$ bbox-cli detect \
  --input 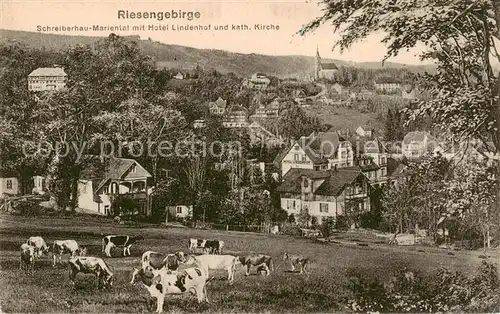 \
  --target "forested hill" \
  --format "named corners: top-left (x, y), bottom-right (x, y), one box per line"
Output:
top-left (0, 29), bottom-right (435, 78)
